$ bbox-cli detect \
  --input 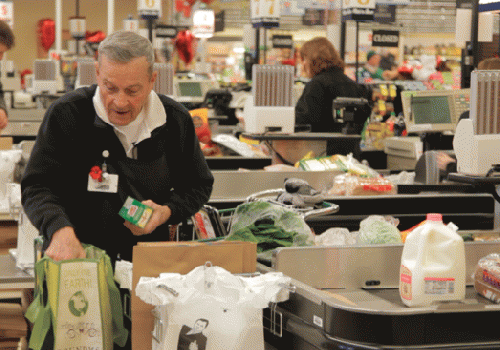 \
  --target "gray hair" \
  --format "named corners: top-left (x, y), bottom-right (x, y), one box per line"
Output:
top-left (97, 31), bottom-right (154, 76)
